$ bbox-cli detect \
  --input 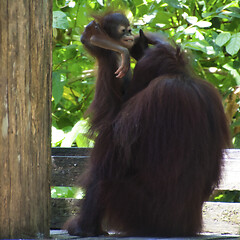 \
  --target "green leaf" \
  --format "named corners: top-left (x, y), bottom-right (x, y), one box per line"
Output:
top-left (152, 10), bottom-right (173, 24)
top-left (63, 45), bottom-right (78, 59)
top-left (97, 0), bottom-right (104, 6)
top-left (76, 134), bottom-right (94, 148)
top-left (216, 3), bottom-right (236, 13)
top-left (51, 187), bottom-right (80, 198)
top-left (62, 86), bottom-right (80, 104)
top-left (154, 11), bottom-right (172, 25)
top-left (52, 126), bottom-right (65, 147)
top-left (223, 63), bottom-right (240, 85)
top-left (216, 32), bottom-right (231, 47)
top-left (53, 11), bottom-right (69, 29)
top-left (233, 61), bottom-right (240, 69)
top-left (52, 72), bottom-right (67, 104)
top-left (133, 0), bottom-right (144, 6)
top-left (195, 21), bottom-right (212, 28)
top-left (195, 30), bottom-right (204, 40)
top-left (184, 41), bottom-right (215, 55)
top-left (186, 16), bottom-right (198, 25)
top-left (76, 6), bottom-right (88, 26)
top-left (228, 7), bottom-right (240, 14)
top-left (61, 120), bottom-right (90, 147)
top-left (184, 26), bottom-right (197, 35)
top-left (228, 12), bottom-right (240, 19)
top-left (165, 0), bottom-right (182, 9)
top-left (226, 33), bottom-right (240, 56)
